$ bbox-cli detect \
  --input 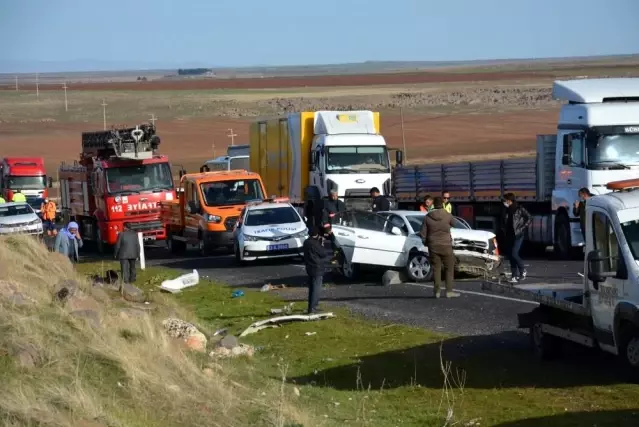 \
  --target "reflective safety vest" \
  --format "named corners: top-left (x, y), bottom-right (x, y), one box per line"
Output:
top-left (41, 201), bottom-right (57, 220)
top-left (443, 202), bottom-right (452, 214)
top-left (0, 196), bottom-right (5, 204)
top-left (11, 193), bottom-right (26, 202)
